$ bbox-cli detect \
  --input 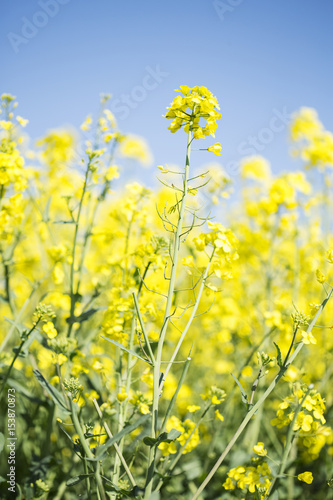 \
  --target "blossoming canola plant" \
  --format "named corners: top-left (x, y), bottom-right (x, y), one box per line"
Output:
top-left (0, 88), bottom-right (332, 500)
